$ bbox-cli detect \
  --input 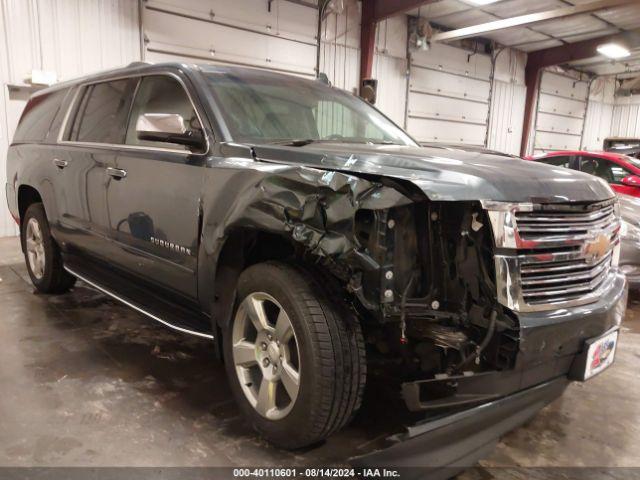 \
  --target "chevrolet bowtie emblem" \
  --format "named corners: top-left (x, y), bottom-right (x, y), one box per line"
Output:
top-left (584, 233), bottom-right (610, 263)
